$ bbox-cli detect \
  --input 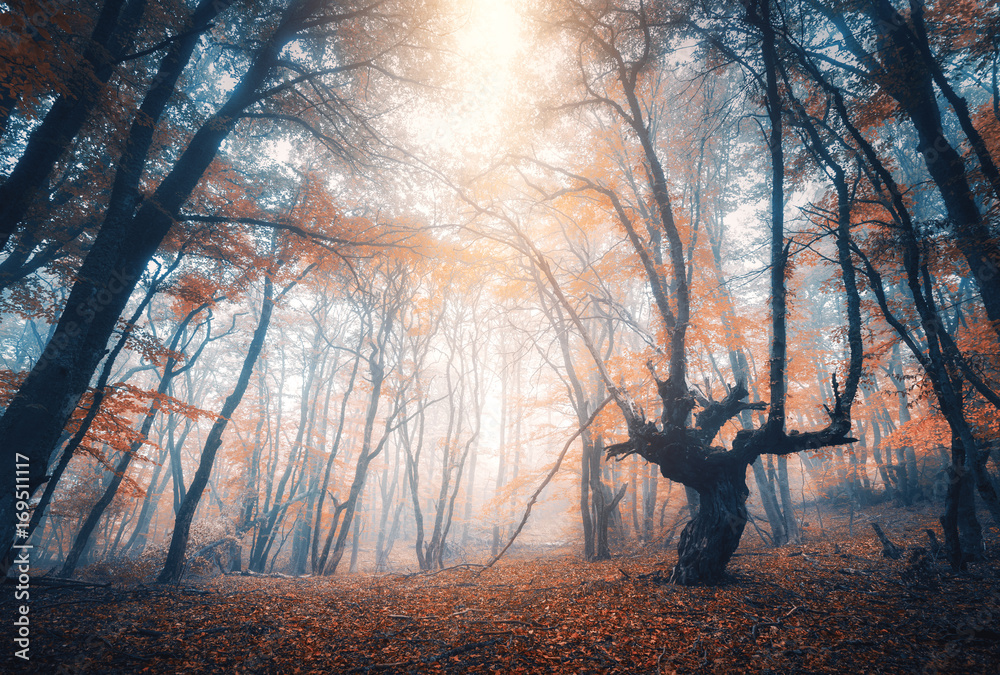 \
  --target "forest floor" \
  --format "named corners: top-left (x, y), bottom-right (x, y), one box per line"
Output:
top-left (4, 502), bottom-right (1000, 674)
